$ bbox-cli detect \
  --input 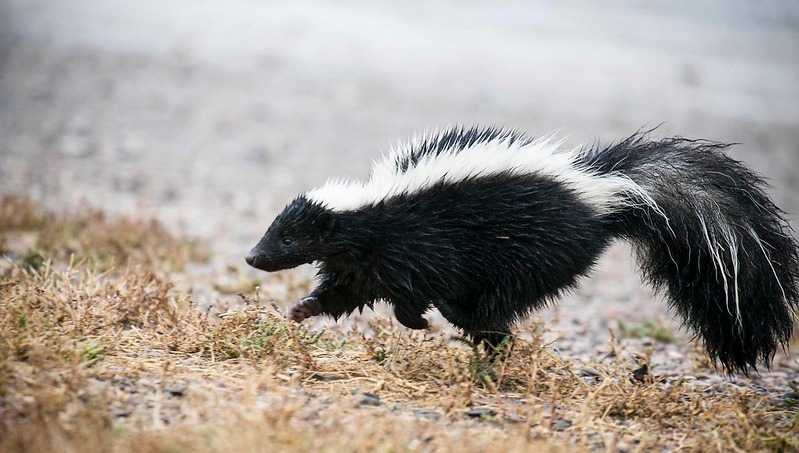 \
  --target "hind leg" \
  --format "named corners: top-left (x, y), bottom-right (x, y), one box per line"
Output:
top-left (469, 330), bottom-right (511, 354)
top-left (393, 302), bottom-right (430, 330)
top-left (435, 295), bottom-right (512, 355)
